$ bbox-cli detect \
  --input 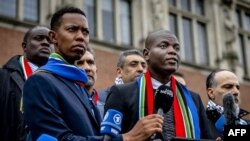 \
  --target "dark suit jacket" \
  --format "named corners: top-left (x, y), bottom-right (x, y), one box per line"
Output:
top-left (0, 55), bottom-right (26, 141)
top-left (23, 72), bottom-right (122, 141)
top-left (104, 81), bottom-right (213, 140)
